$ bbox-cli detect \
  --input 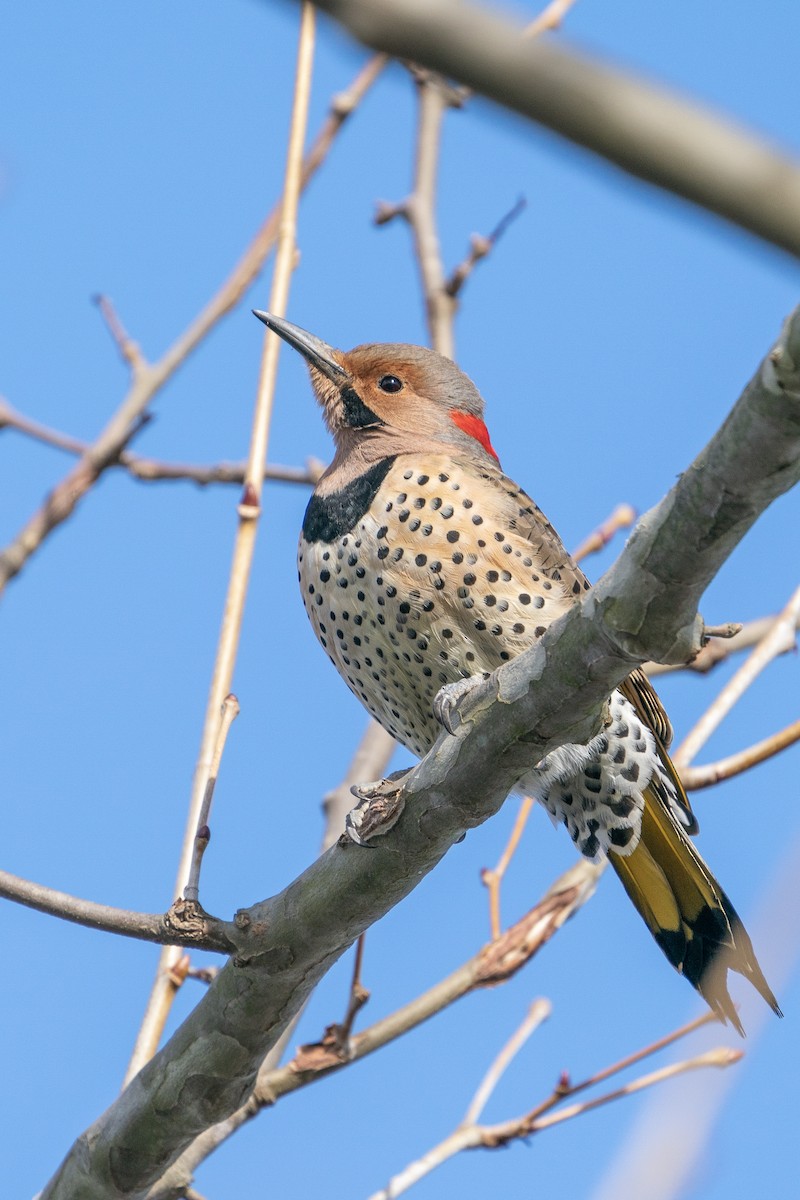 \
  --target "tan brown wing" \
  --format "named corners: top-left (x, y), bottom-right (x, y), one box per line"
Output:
top-left (473, 463), bottom-right (698, 832)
